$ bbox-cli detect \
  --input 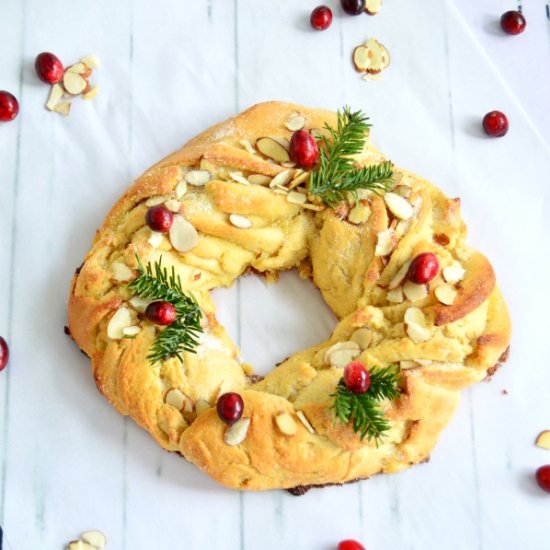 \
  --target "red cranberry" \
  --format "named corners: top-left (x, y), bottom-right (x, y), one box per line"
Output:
top-left (310, 6), bottom-right (333, 30)
top-left (338, 540), bottom-right (365, 550)
top-left (536, 465), bottom-right (550, 494)
top-left (0, 337), bottom-right (9, 372)
top-left (482, 111), bottom-right (509, 138)
top-left (341, 0), bottom-right (365, 15)
top-left (35, 52), bottom-right (64, 84)
top-left (408, 252), bottom-right (439, 284)
top-left (0, 91), bottom-right (19, 122)
top-left (145, 205), bottom-right (173, 233)
top-left (289, 130), bottom-right (319, 169)
top-left (217, 392), bottom-right (244, 425)
top-left (500, 10), bottom-right (526, 35)
top-left (145, 301), bottom-right (176, 325)
top-left (343, 362), bottom-right (371, 394)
